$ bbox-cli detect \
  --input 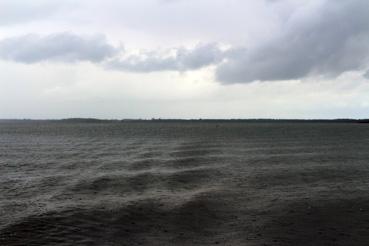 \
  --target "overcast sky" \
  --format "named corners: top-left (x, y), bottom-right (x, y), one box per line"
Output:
top-left (1, 0), bottom-right (369, 119)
